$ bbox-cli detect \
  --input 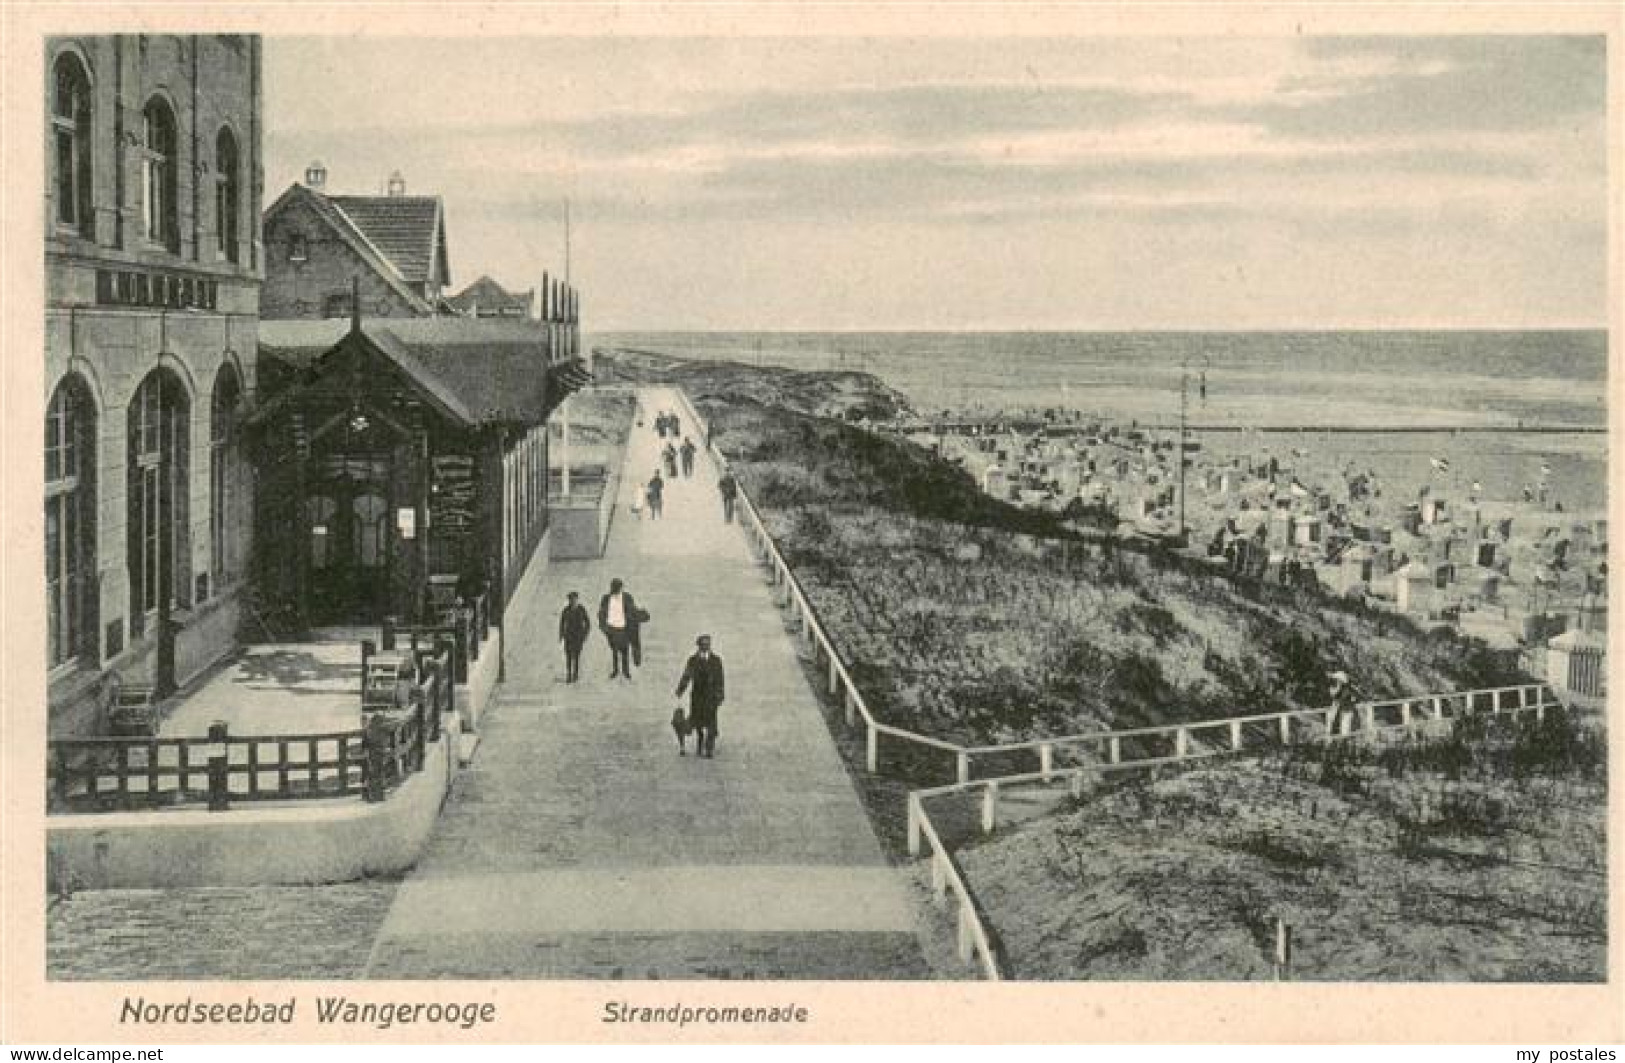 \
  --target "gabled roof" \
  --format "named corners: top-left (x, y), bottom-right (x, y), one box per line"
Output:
top-left (445, 275), bottom-right (533, 316)
top-left (327, 195), bottom-right (449, 287)
top-left (257, 317), bottom-right (554, 429)
top-left (265, 183), bottom-right (437, 315)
